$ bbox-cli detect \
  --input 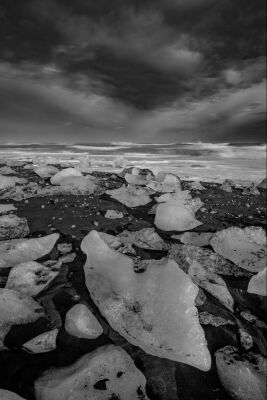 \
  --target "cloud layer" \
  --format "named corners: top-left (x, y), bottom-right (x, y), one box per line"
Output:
top-left (0, 0), bottom-right (265, 142)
